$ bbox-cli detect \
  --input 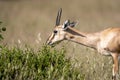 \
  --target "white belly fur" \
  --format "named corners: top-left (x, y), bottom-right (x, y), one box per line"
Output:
top-left (97, 48), bottom-right (111, 56)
